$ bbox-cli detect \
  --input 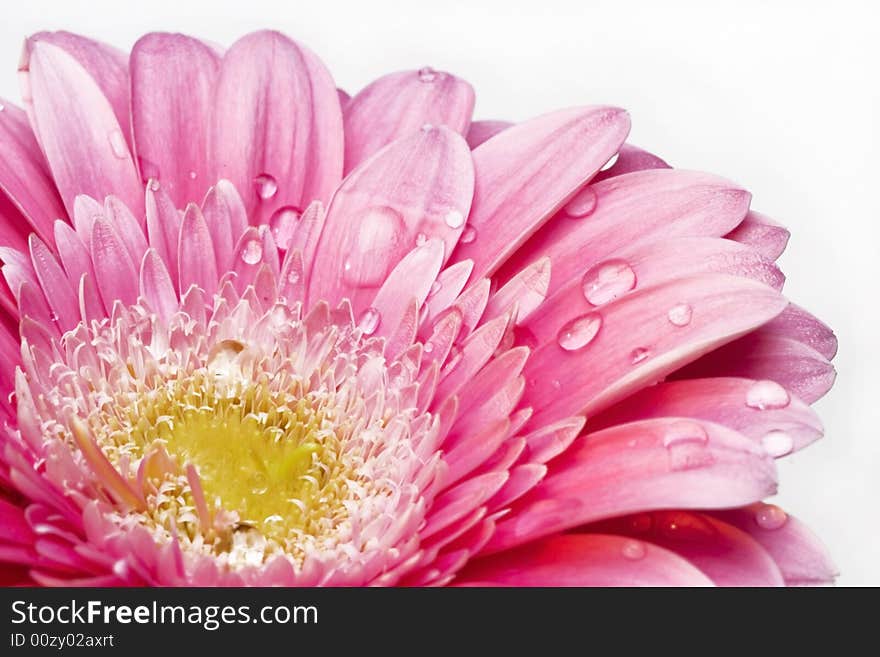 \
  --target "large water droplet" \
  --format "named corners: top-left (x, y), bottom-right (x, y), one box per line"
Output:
top-left (663, 420), bottom-right (713, 471)
top-left (254, 173), bottom-right (278, 200)
top-left (269, 206), bottom-right (301, 250)
top-left (755, 504), bottom-right (787, 530)
top-left (108, 130), bottom-right (128, 159)
top-left (444, 209), bottom-right (465, 229)
top-left (207, 339), bottom-right (246, 380)
top-left (630, 347), bottom-right (650, 364)
top-left (745, 380), bottom-right (791, 410)
top-left (761, 430), bottom-right (794, 458)
top-left (564, 186), bottom-right (598, 218)
top-left (582, 259), bottom-right (637, 305)
top-left (460, 226), bottom-right (477, 244)
top-left (557, 313), bottom-right (602, 351)
top-left (241, 239), bottom-right (263, 265)
top-left (667, 302), bottom-right (693, 327)
top-left (358, 307), bottom-right (381, 335)
top-left (418, 66), bottom-right (437, 82)
top-left (600, 152), bottom-right (619, 171)
top-left (621, 540), bottom-right (646, 560)
top-left (342, 206), bottom-right (406, 288)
